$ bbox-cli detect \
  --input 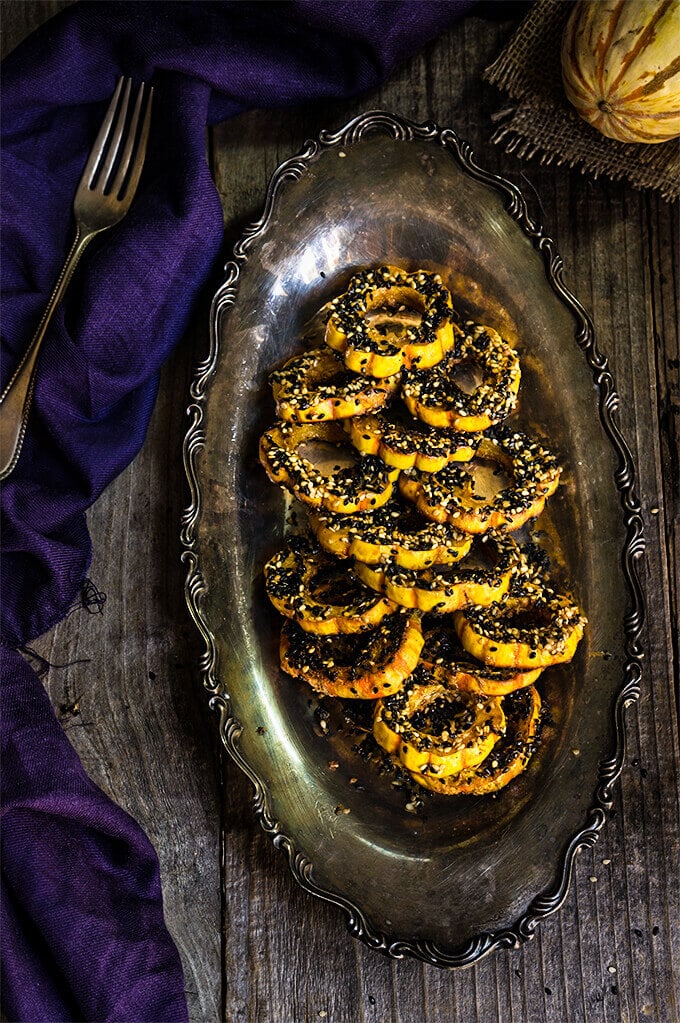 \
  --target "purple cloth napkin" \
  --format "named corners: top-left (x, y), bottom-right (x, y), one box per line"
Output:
top-left (1, 2), bottom-right (480, 1019)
